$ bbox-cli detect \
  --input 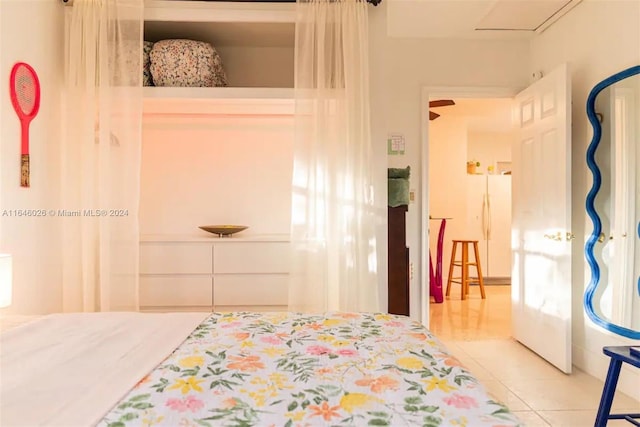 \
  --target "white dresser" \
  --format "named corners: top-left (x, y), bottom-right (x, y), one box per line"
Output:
top-left (139, 234), bottom-right (290, 312)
